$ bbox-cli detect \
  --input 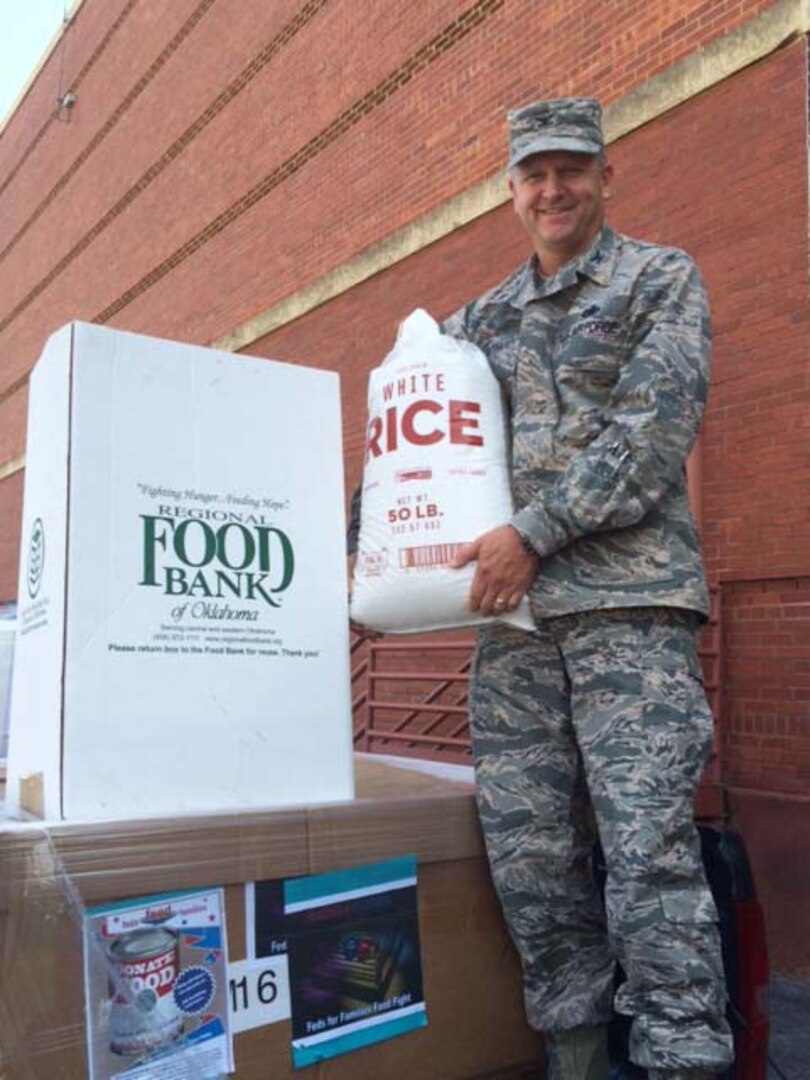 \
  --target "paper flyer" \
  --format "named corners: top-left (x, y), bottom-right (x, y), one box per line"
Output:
top-left (227, 880), bottom-right (292, 1034)
top-left (283, 855), bottom-right (427, 1067)
top-left (250, 877), bottom-right (290, 961)
top-left (83, 887), bottom-right (231, 1080)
